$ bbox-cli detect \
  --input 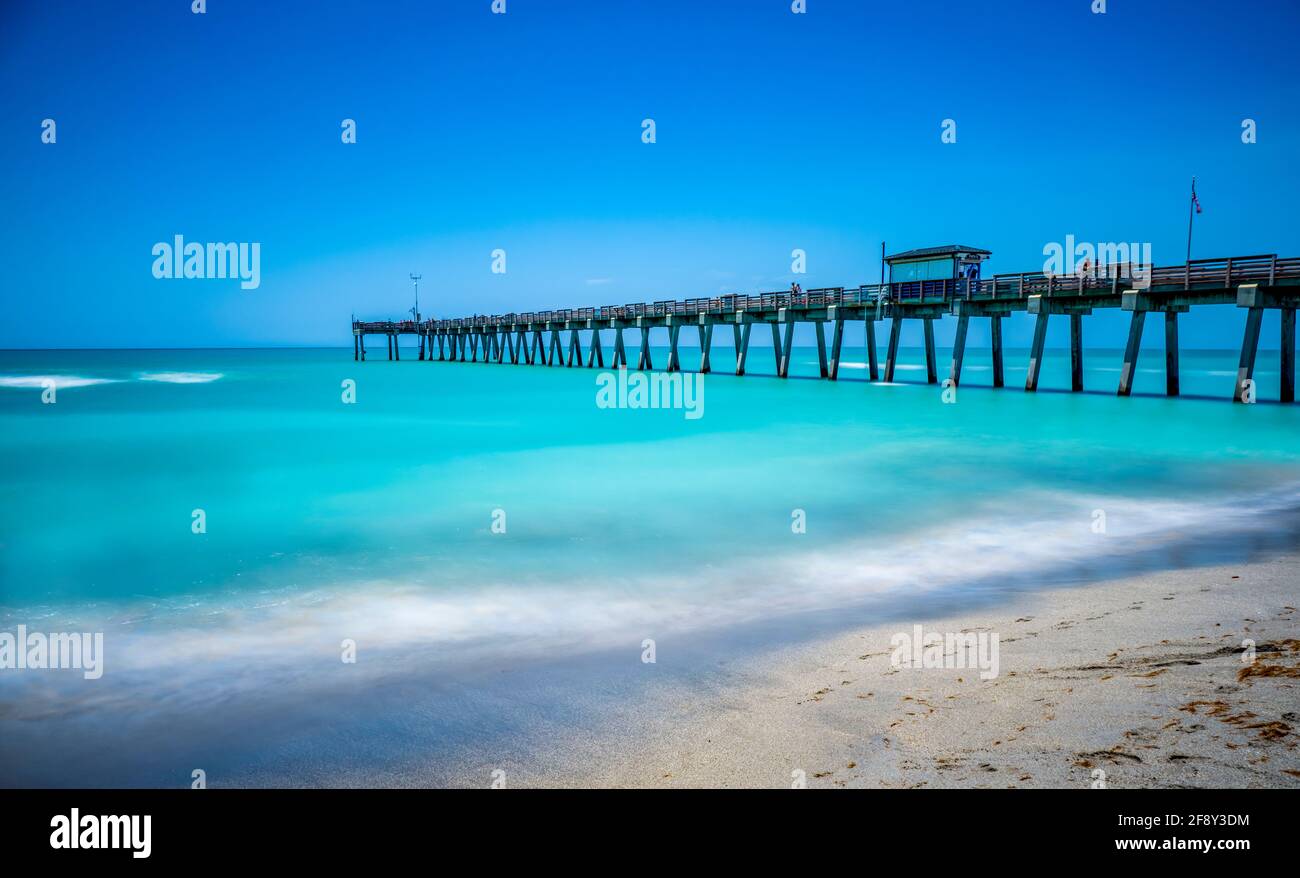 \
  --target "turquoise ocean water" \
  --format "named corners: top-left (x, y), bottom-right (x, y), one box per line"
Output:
top-left (2, 343), bottom-right (1298, 786)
